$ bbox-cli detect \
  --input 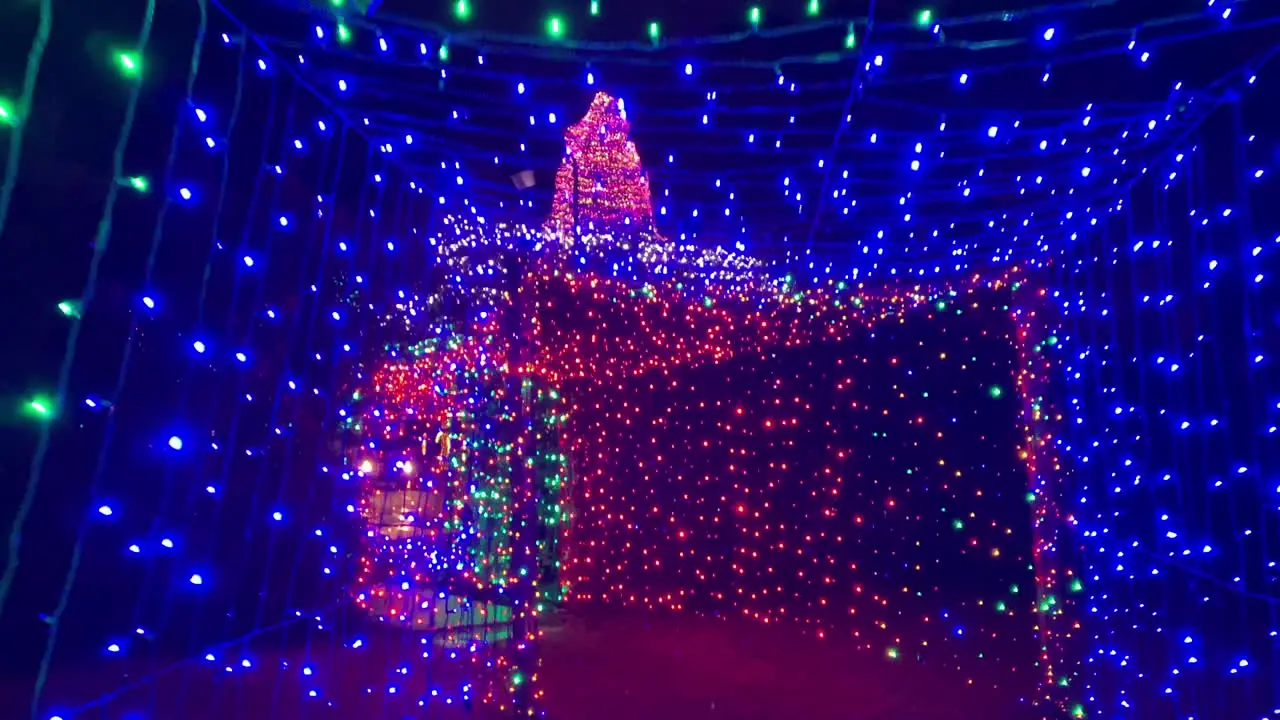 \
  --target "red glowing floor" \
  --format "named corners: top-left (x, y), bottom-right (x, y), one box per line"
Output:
top-left (6, 607), bottom-right (1037, 719)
